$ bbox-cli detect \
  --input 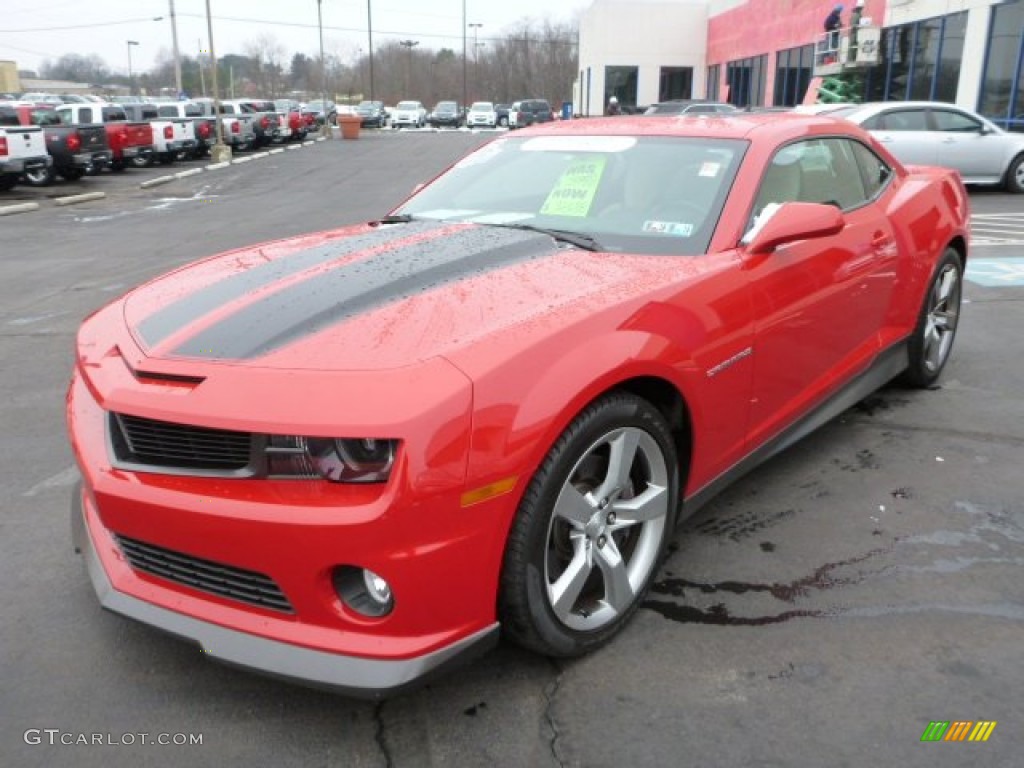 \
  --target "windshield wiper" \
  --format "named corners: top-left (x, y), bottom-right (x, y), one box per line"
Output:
top-left (371, 213), bottom-right (417, 226)
top-left (485, 223), bottom-right (604, 252)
